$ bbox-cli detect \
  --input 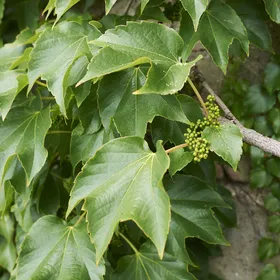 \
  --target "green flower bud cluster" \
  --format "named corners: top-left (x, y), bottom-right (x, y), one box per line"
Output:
top-left (184, 95), bottom-right (220, 162)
